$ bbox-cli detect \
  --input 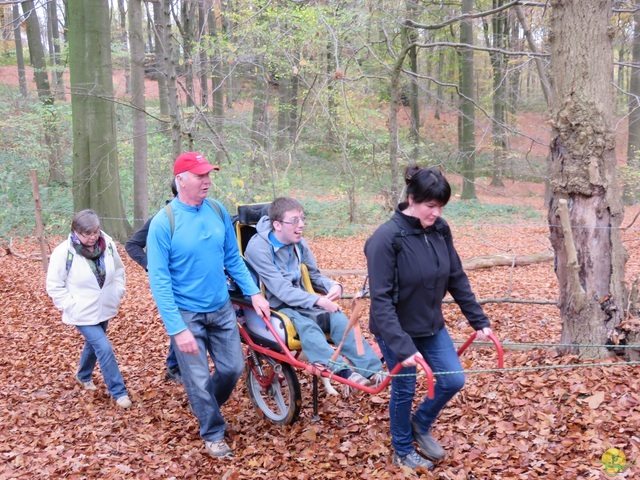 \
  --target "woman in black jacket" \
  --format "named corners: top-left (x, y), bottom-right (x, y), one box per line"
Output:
top-left (364, 166), bottom-right (492, 471)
